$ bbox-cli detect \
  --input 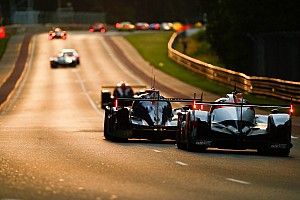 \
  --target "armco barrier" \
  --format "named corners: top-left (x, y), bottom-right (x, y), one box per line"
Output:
top-left (168, 33), bottom-right (300, 103)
